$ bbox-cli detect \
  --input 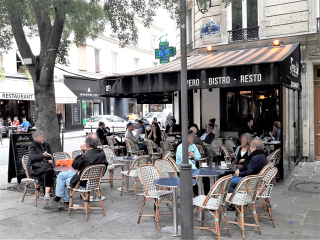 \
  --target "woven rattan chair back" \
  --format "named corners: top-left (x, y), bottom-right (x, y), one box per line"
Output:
top-left (195, 144), bottom-right (206, 157)
top-left (124, 138), bottom-right (139, 155)
top-left (79, 164), bottom-right (106, 190)
top-left (138, 164), bottom-right (161, 196)
top-left (161, 131), bottom-right (167, 141)
top-left (166, 136), bottom-right (176, 143)
top-left (225, 139), bottom-right (236, 153)
top-left (160, 141), bottom-right (171, 154)
top-left (167, 157), bottom-right (180, 173)
top-left (145, 139), bottom-right (161, 155)
top-left (229, 174), bottom-right (263, 205)
top-left (72, 150), bottom-right (81, 159)
top-left (202, 174), bottom-right (233, 209)
top-left (155, 159), bottom-right (178, 178)
top-left (53, 152), bottom-right (71, 160)
top-left (103, 146), bottom-right (116, 162)
top-left (106, 136), bottom-right (116, 148)
top-left (22, 155), bottom-right (30, 178)
top-left (211, 139), bottom-right (222, 156)
top-left (221, 145), bottom-right (232, 164)
top-left (130, 155), bottom-right (150, 169)
top-left (163, 151), bottom-right (171, 160)
top-left (258, 167), bottom-right (278, 198)
top-left (267, 149), bottom-right (281, 167)
top-left (259, 164), bottom-right (271, 176)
